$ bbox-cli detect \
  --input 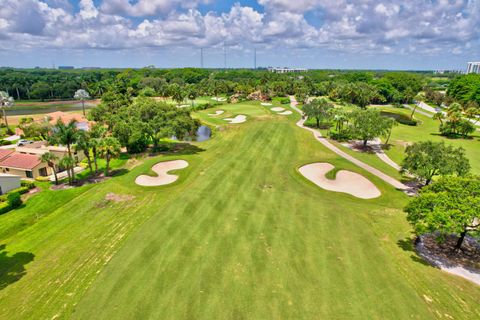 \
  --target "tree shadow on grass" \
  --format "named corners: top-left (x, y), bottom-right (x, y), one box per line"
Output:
top-left (397, 238), bottom-right (432, 267)
top-left (149, 142), bottom-right (205, 157)
top-left (0, 244), bottom-right (35, 290)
